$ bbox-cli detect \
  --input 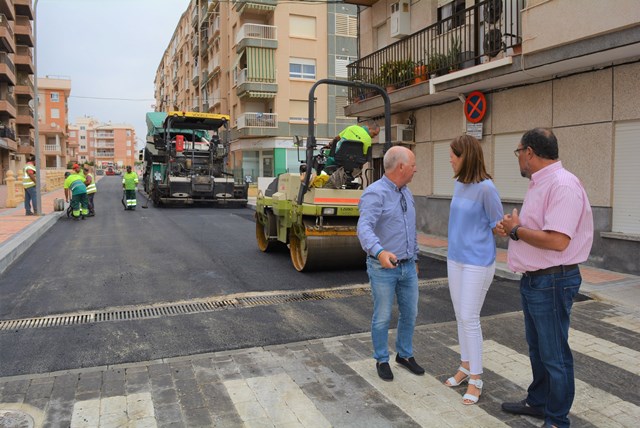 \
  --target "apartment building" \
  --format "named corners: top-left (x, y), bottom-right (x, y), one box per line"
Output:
top-left (342, 0), bottom-right (640, 274)
top-left (154, 0), bottom-right (359, 181)
top-left (68, 117), bottom-right (137, 169)
top-left (37, 76), bottom-right (71, 169)
top-left (0, 0), bottom-right (34, 184)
